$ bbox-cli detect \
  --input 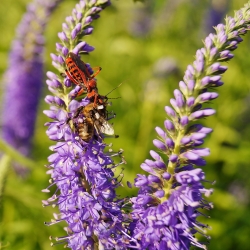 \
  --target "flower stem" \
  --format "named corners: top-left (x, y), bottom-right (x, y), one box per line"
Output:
top-left (0, 139), bottom-right (37, 169)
